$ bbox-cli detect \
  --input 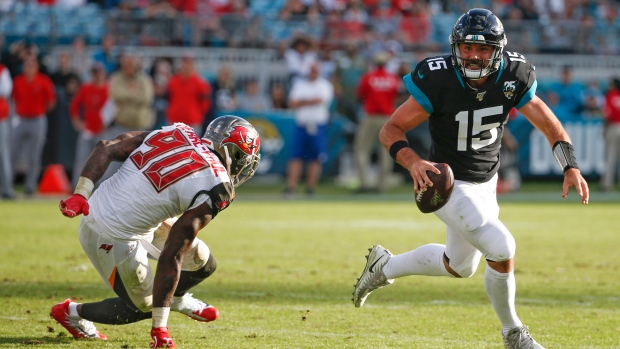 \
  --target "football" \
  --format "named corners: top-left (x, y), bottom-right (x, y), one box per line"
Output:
top-left (415, 163), bottom-right (455, 214)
